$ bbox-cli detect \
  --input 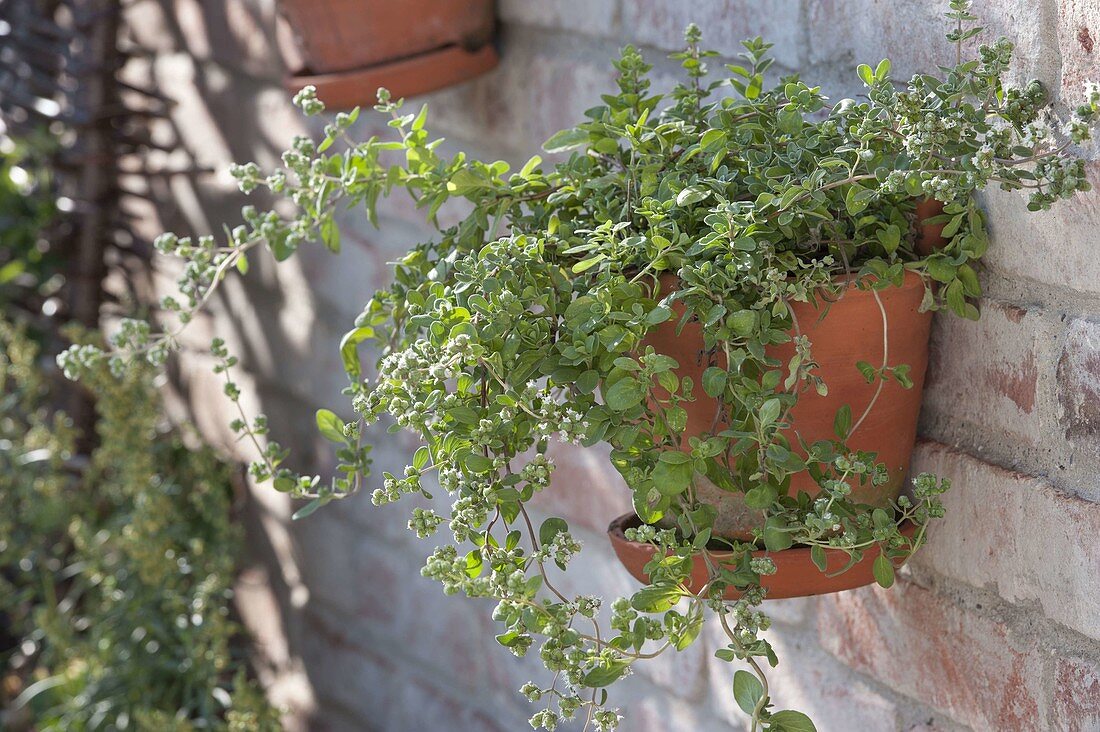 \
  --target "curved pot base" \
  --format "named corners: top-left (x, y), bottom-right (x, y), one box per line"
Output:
top-left (286, 44), bottom-right (498, 109)
top-left (608, 513), bottom-right (917, 600)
